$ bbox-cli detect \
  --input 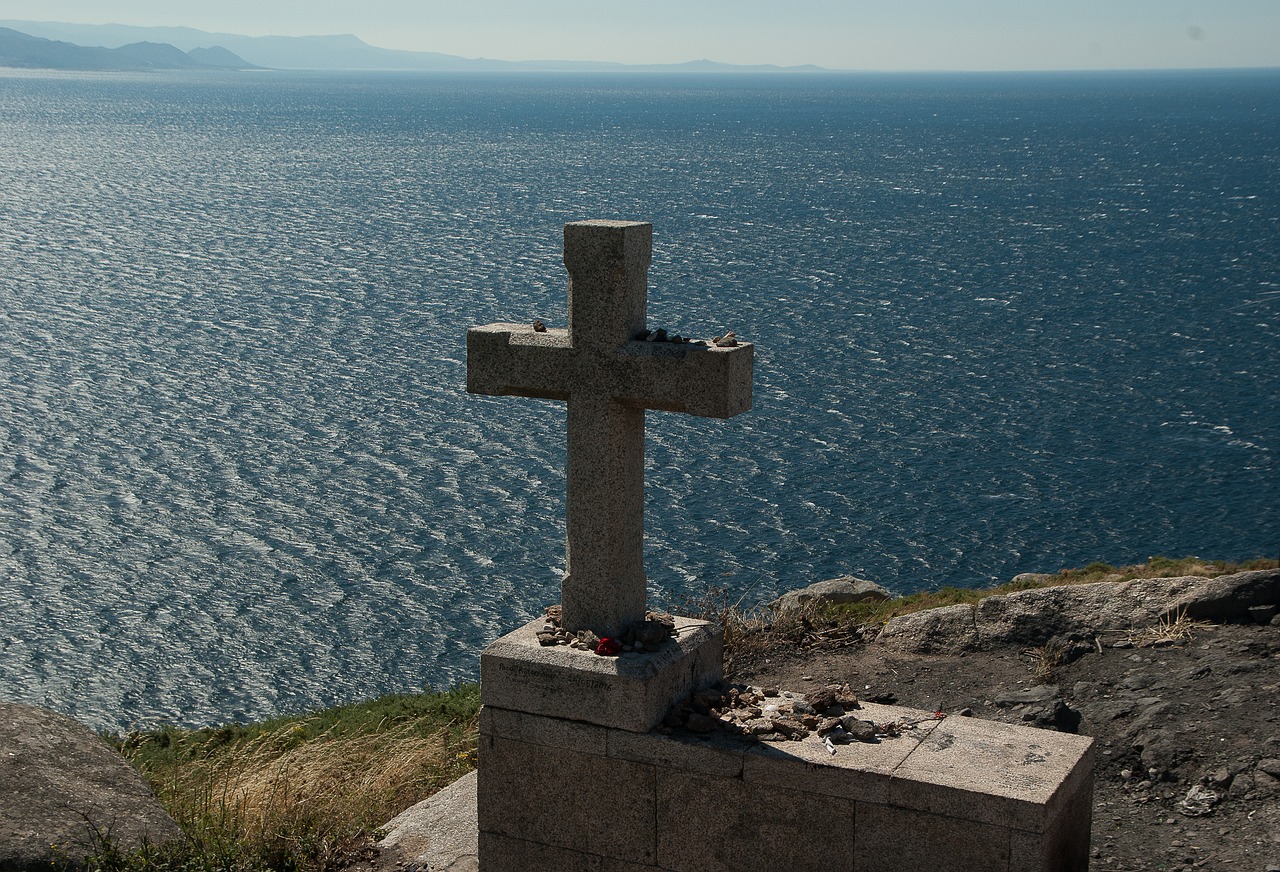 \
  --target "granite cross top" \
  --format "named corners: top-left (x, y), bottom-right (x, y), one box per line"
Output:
top-left (467, 220), bottom-right (753, 638)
